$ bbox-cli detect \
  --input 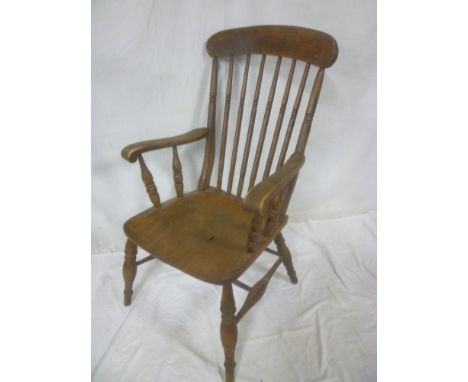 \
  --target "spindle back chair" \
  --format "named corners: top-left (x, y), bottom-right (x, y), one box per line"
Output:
top-left (120, 25), bottom-right (338, 382)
